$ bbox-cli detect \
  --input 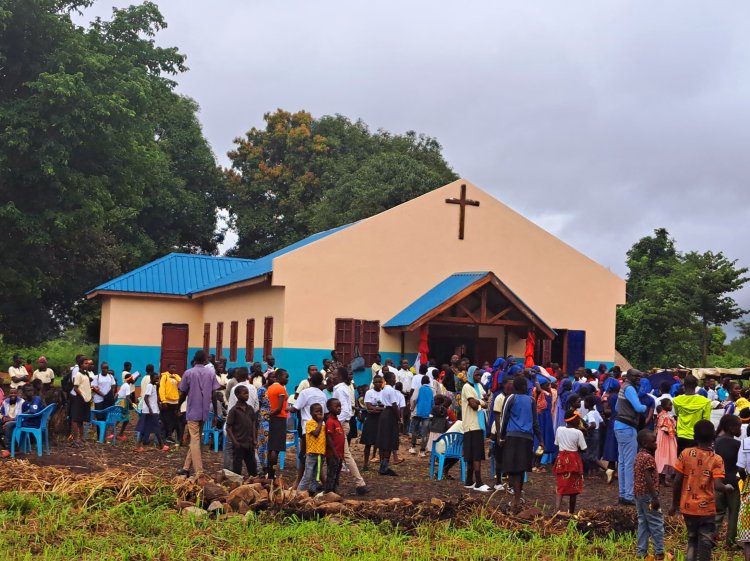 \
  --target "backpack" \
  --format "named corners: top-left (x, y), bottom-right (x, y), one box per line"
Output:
top-left (61, 370), bottom-right (74, 393)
